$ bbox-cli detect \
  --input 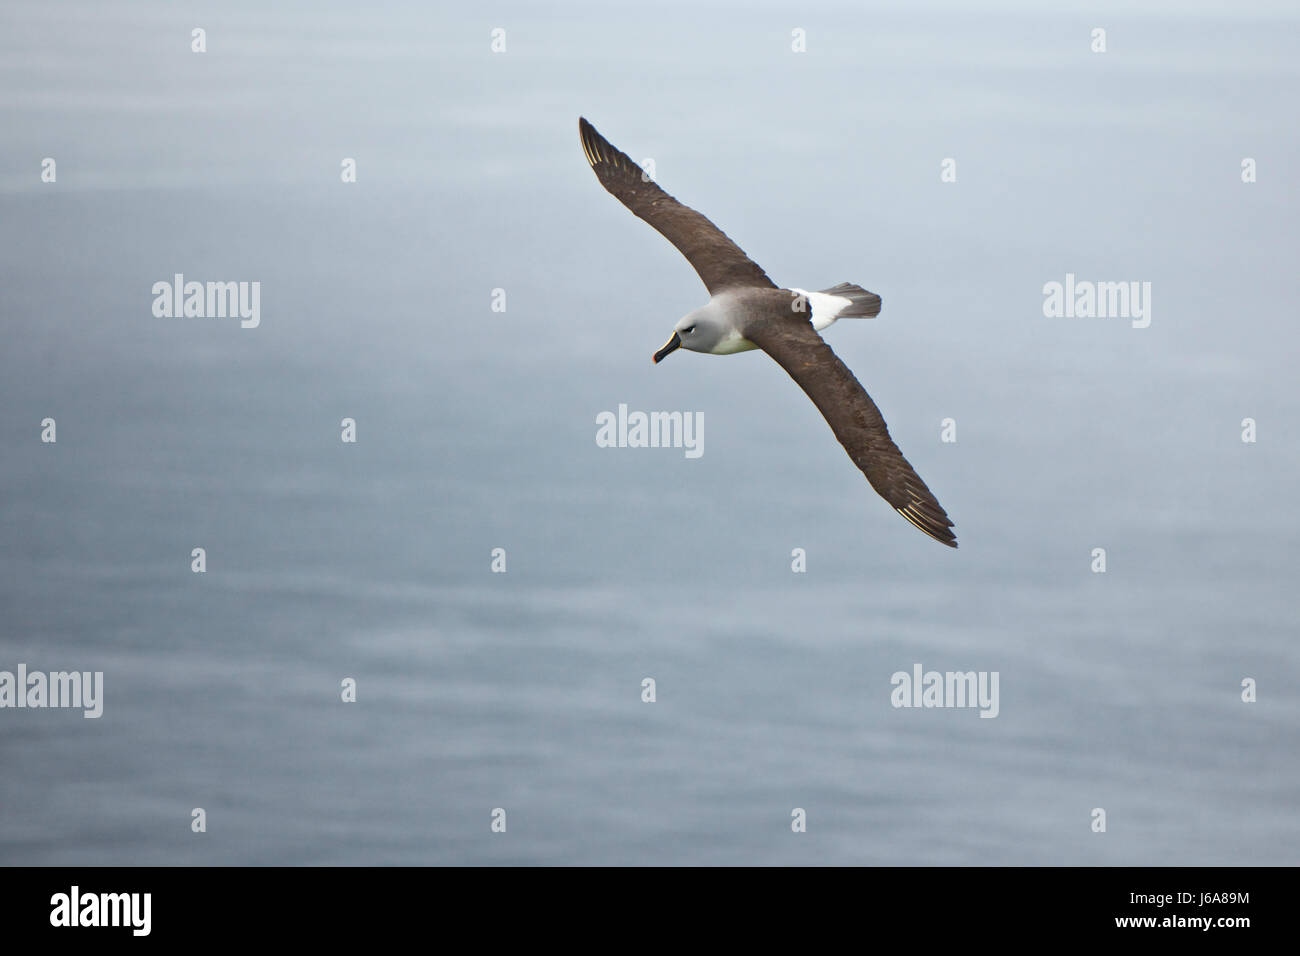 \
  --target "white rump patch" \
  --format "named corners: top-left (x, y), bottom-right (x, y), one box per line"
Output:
top-left (791, 288), bottom-right (854, 332)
